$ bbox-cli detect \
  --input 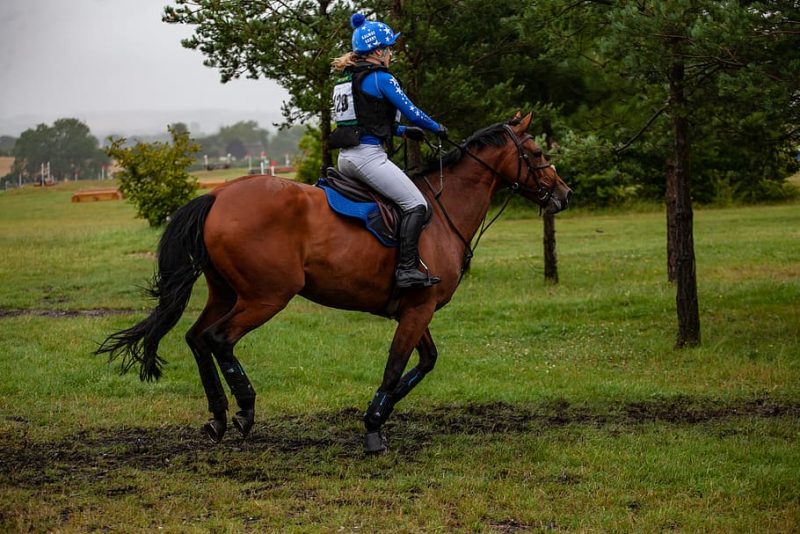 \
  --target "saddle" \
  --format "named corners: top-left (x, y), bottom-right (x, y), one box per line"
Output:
top-left (317, 167), bottom-right (400, 247)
